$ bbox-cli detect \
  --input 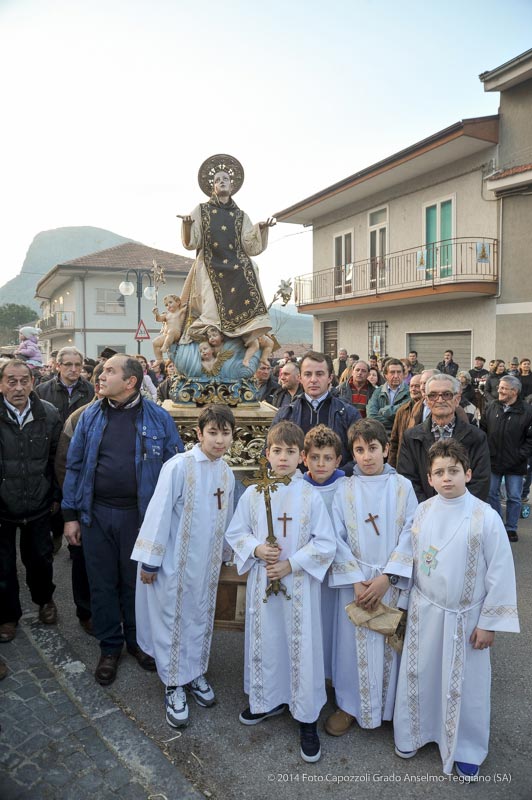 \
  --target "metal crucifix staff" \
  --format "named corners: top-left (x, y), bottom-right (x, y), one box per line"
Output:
top-left (242, 457), bottom-right (291, 602)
